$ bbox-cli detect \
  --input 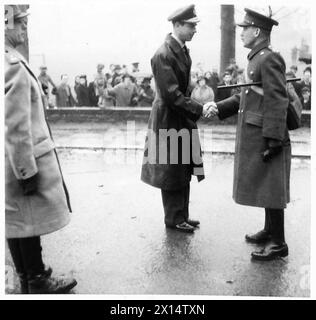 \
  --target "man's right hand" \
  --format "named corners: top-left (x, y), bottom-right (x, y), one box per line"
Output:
top-left (19, 173), bottom-right (39, 195)
top-left (203, 101), bottom-right (218, 118)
